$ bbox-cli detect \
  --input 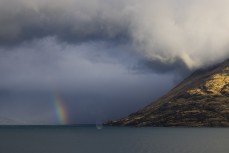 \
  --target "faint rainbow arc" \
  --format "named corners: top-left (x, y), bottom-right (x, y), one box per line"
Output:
top-left (54, 95), bottom-right (70, 125)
